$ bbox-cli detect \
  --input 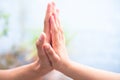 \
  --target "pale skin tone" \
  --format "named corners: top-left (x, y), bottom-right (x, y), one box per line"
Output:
top-left (43, 2), bottom-right (120, 80)
top-left (0, 2), bottom-right (54, 80)
top-left (0, 2), bottom-right (120, 80)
